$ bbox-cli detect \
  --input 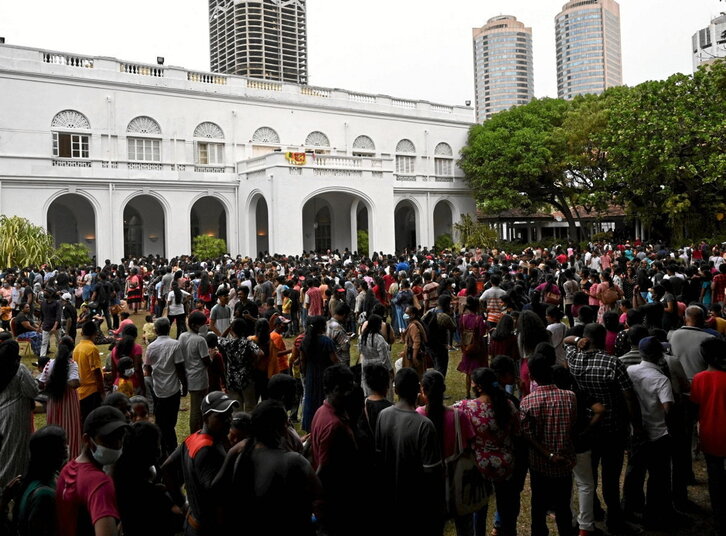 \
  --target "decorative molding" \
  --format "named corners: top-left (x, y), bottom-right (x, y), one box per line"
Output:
top-left (434, 142), bottom-right (453, 156)
top-left (396, 139), bottom-right (416, 154)
top-left (194, 122), bottom-right (225, 139)
top-left (252, 127), bottom-right (280, 144)
top-left (305, 131), bottom-right (330, 147)
top-left (51, 110), bottom-right (91, 130)
top-left (127, 116), bottom-right (161, 135)
top-left (352, 135), bottom-right (375, 151)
